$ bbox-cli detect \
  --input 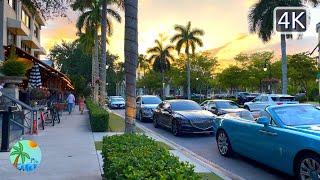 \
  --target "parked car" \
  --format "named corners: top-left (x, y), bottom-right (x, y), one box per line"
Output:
top-left (244, 94), bottom-right (298, 112)
top-left (136, 95), bottom-right (162, 122)
top-left (221, 109), bottom-right (255, 121)
top-left (215, 104), bottom-right (320, 179)
top-left (236, 92), bottom-right (257, 105)
top-left (153, 100), bottom-right (216, 136)
top-left (200, 99), bottom-right (242, 116)
top-left (108, 96), bottom-right (125, 109)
